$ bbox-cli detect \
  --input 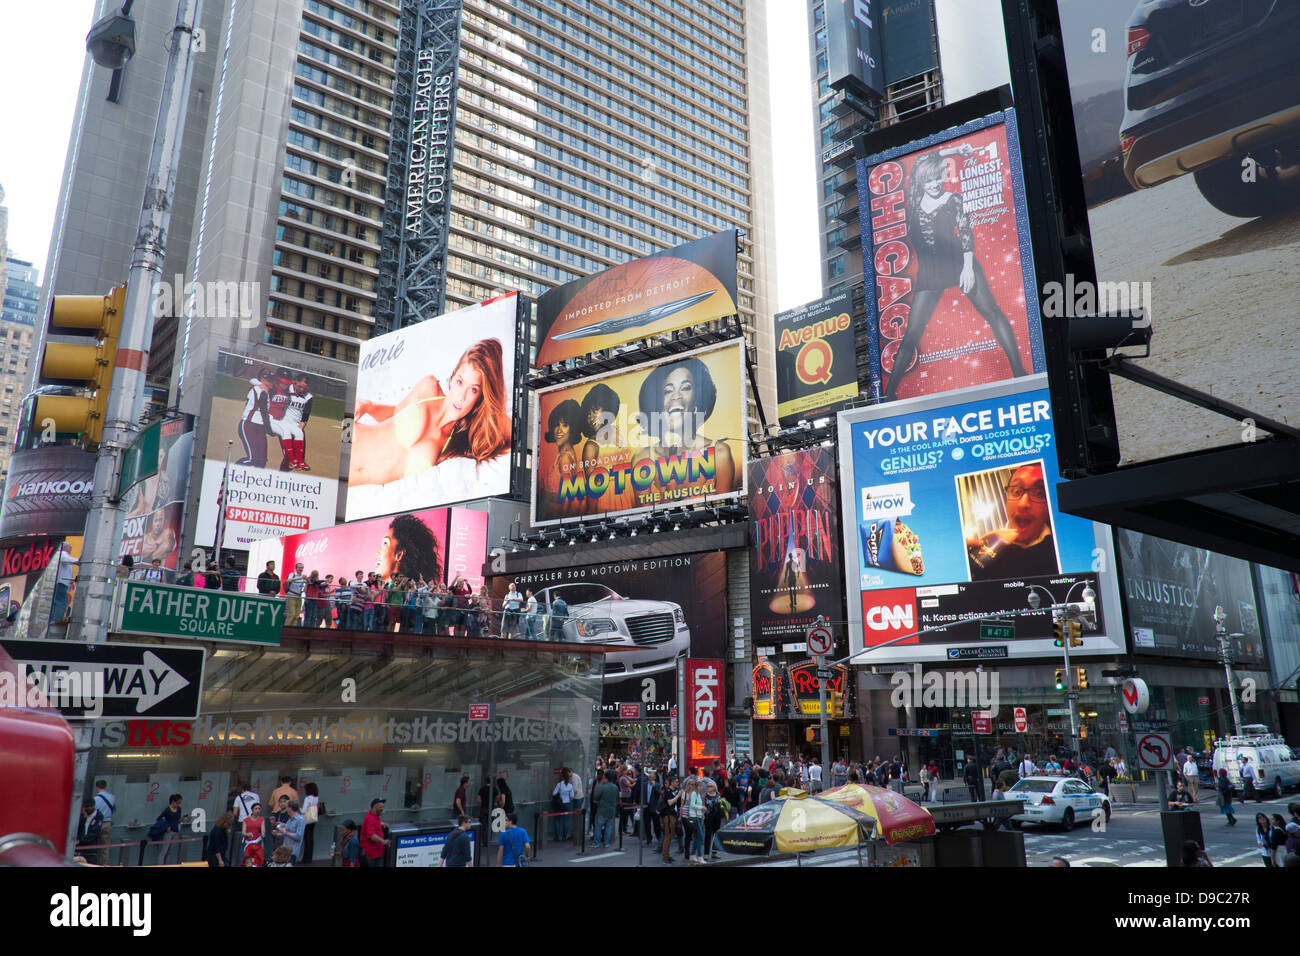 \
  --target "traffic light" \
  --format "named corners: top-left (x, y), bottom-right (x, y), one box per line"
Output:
top-left (805, 726), bottom-right (823, 744)
top-left (1052, 619), bottom-right (1064, 647)
top-left (1054, 669), bottom-right (1065, 691)
top-left (34, 286), bottom-right (126, 446)
top-left (1067, 620), bottom-right (1083, 647)
top-left (1076, 667), bottom-right (1088, 689)
top-left (828, 690), bottom-right (844, 718)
